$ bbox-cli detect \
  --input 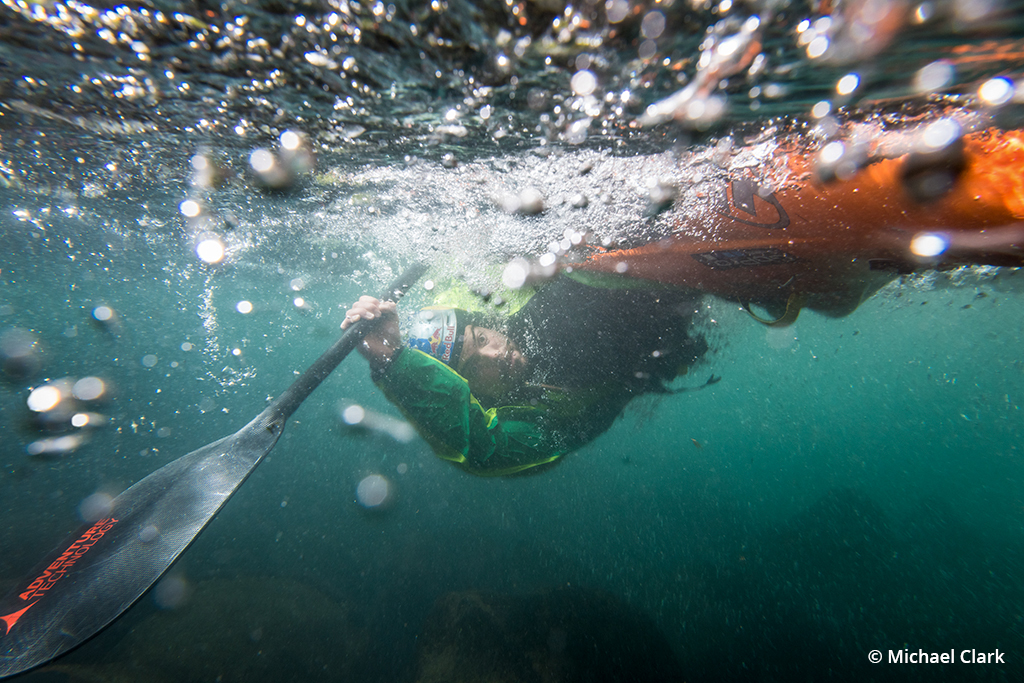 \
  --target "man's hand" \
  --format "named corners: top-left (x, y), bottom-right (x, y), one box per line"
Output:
top-left (342, 296), bottom-right (401, 370)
